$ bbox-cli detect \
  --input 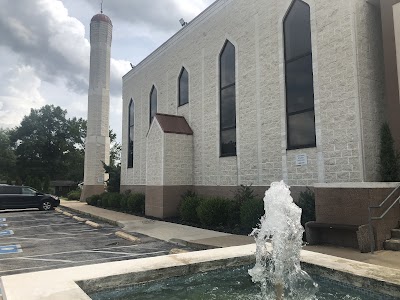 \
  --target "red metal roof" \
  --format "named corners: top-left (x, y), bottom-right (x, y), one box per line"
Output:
top-left (91, 13), bottom-right (112, 25)
top-left (155, 114), bottom-right (193, 135)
